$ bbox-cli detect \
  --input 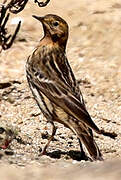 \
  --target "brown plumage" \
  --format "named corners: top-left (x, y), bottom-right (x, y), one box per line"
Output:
top-left (26, 14), bottom-right (116, 161)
